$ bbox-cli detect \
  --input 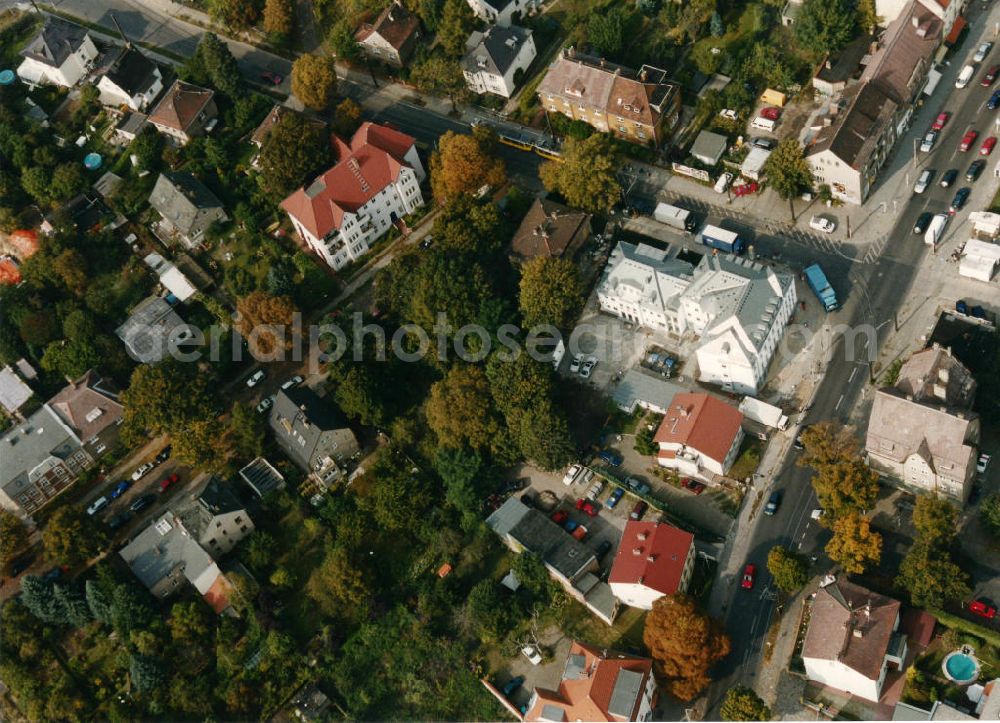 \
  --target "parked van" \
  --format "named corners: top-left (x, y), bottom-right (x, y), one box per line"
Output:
top-left (714, 172), bottom-right (733, 194)
top-left (924, 212), bottom-right (949, 246)
top-left (957, 64), bottom-right (975, 89)
top-left (751, 116), bottom-right (776, 132)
